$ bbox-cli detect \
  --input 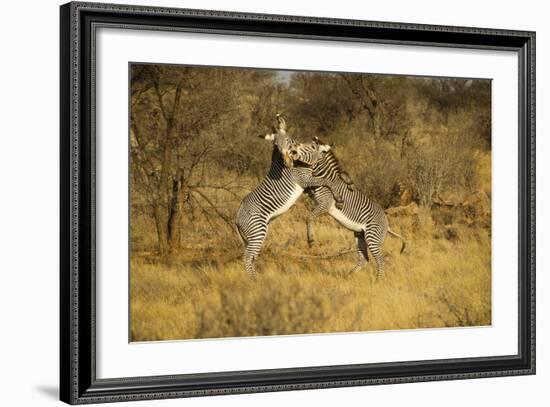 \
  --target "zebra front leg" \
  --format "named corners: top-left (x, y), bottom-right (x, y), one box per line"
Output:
top-left (305, 189), bottom-right (332, 248)
top-left (349, 231), bottom-right (368, 274)
top-left (306, 203), bottom-right (329, 248)
top-left (299, 176), bottom-right (344, 210)
top-left (306, 212), bottom-right (319, 248)
top-left (323, 178), bottom-right (344, 210)
top-left (340, 171), bottom-right (355, 191)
